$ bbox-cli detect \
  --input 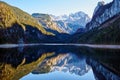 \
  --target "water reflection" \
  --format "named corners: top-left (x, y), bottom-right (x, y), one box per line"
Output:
top-left (32, 53), bottom-right (90, 76)
top-left (0, 46), bottom-right (54, 80)
top-left (0, 45), bottom-right (120, 80)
